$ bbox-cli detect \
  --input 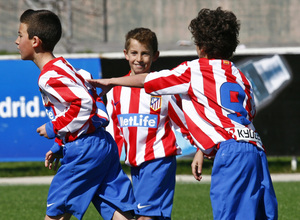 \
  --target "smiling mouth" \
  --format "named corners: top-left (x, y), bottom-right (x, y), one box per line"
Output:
top-left (135, 64), bottom-right (145, 68)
